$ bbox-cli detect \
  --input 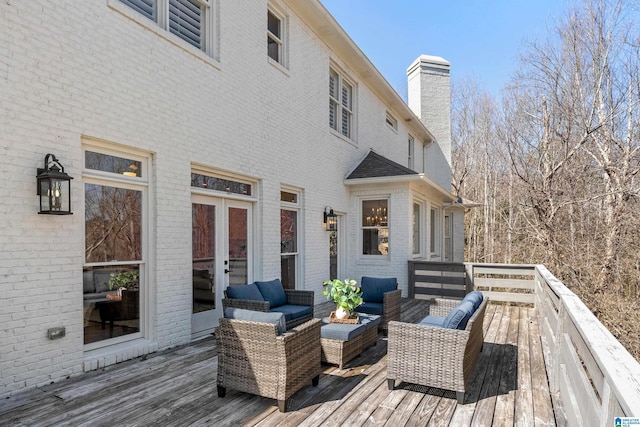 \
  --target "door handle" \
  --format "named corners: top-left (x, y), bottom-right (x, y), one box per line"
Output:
top-left (224, 269), bottom-right (230, 274)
